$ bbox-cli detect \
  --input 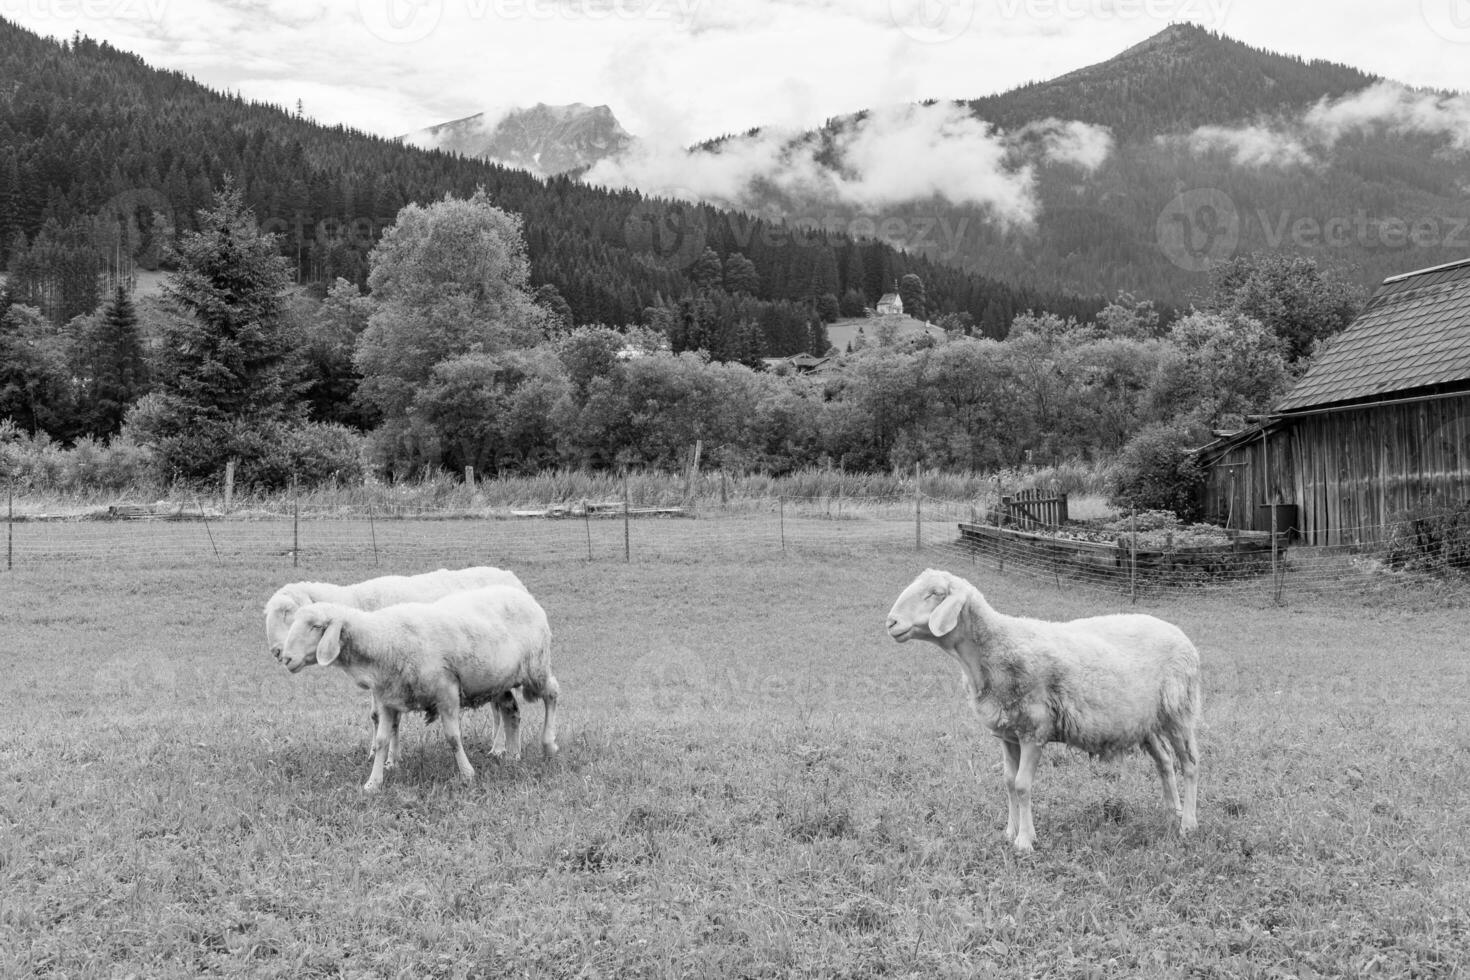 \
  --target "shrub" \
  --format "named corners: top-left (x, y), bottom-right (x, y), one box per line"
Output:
top-left (1384, 498), bottom-right (1470, 574)
top-left (1107, 422), bottom-right (1206, 521)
